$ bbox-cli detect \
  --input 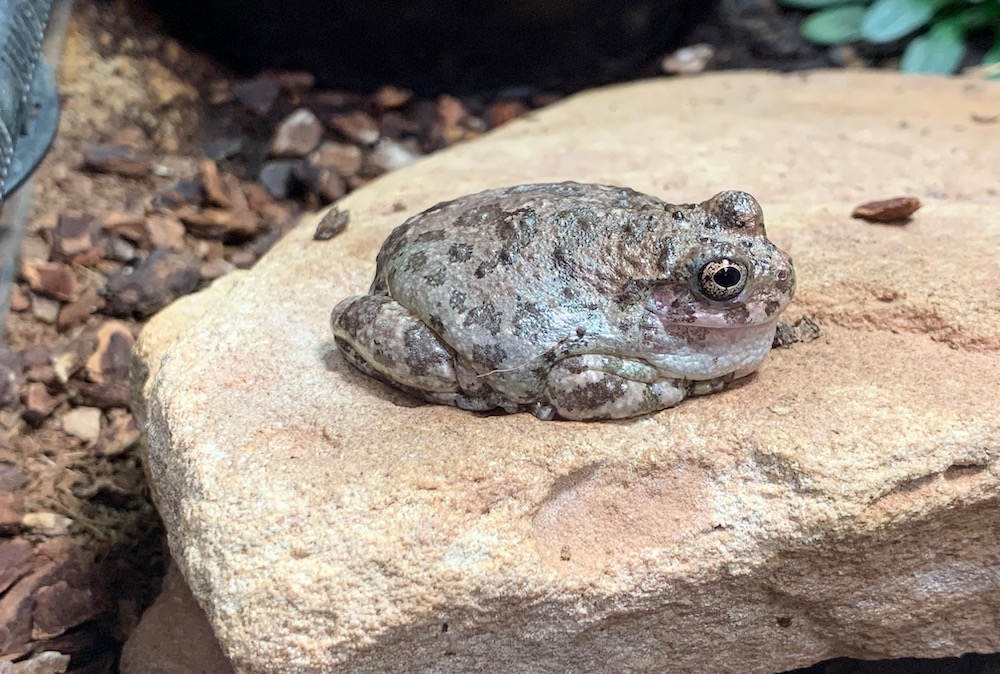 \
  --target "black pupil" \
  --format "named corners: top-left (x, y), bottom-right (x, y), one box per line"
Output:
top-left (714, 266), bottom-right (742, 288)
